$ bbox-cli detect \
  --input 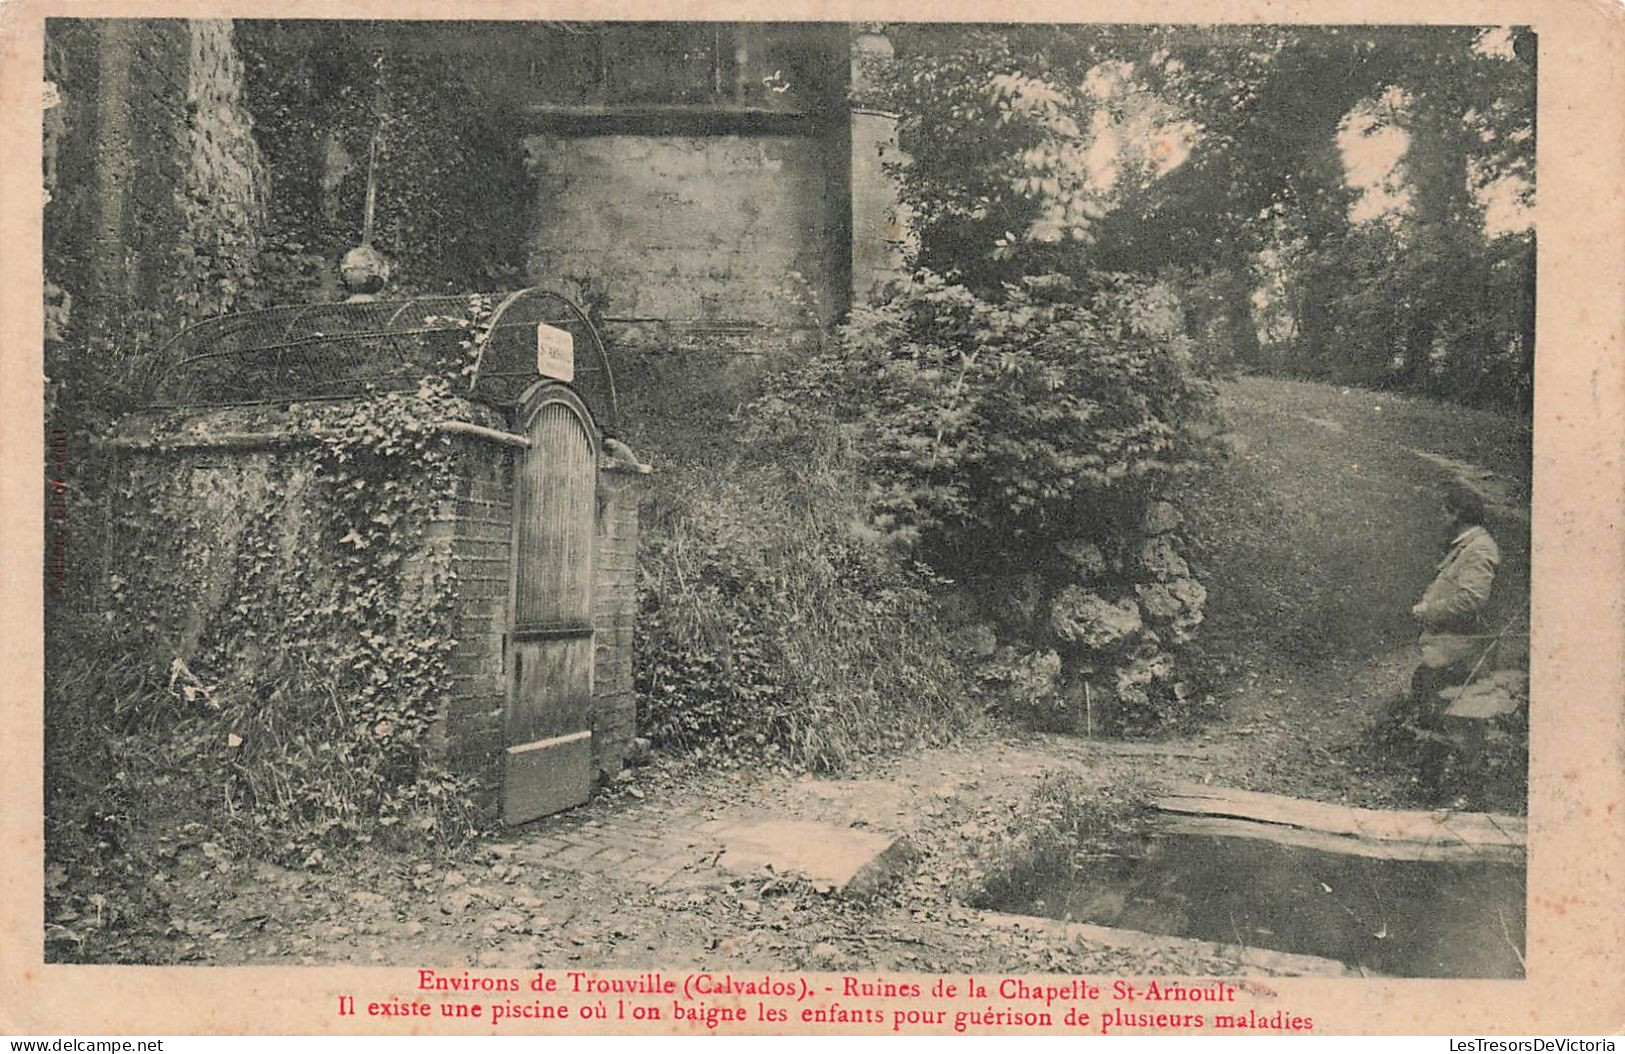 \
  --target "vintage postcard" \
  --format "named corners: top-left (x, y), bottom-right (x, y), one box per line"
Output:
top-left (2, 0), bottom-right (1621, 1039)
